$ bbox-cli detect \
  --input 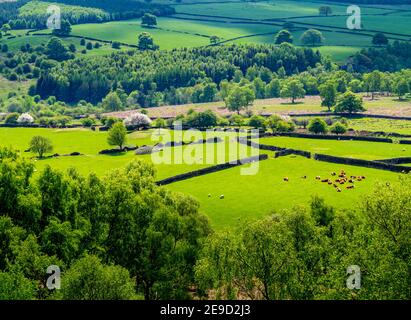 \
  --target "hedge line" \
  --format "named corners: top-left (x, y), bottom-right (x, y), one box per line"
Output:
top-left (399, 140), bottom-right (411, 145)
top-left (156, 154), bottom-right (268, 186)
top-left (313, 153), bottom-right (411, 173)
